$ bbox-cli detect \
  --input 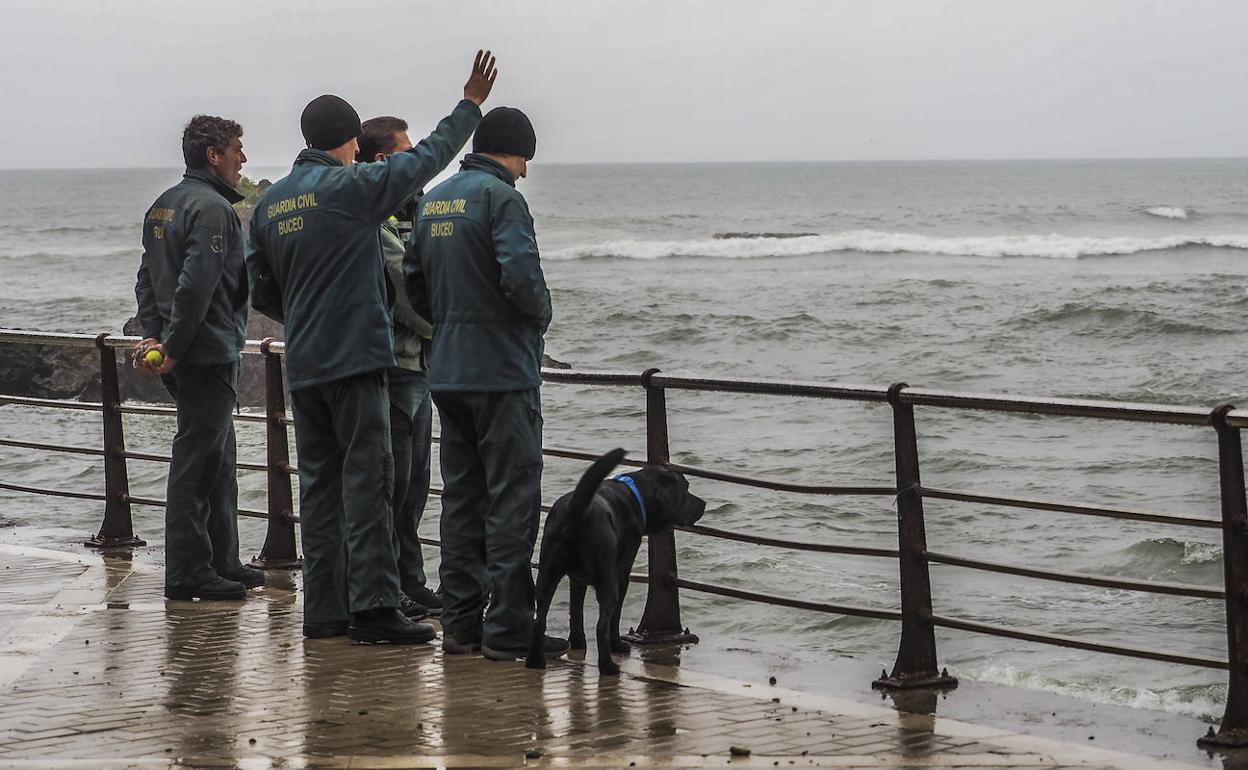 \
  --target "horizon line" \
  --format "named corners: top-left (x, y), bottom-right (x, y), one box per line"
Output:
top-left (2, 155), bottom-right (1248, 172)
